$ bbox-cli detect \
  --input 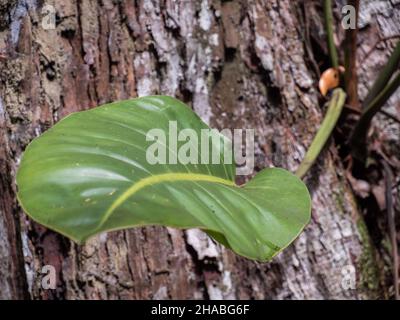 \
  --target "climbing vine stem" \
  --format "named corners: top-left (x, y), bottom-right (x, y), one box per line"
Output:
top-left (296, 88), bottom-right (346, 179)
